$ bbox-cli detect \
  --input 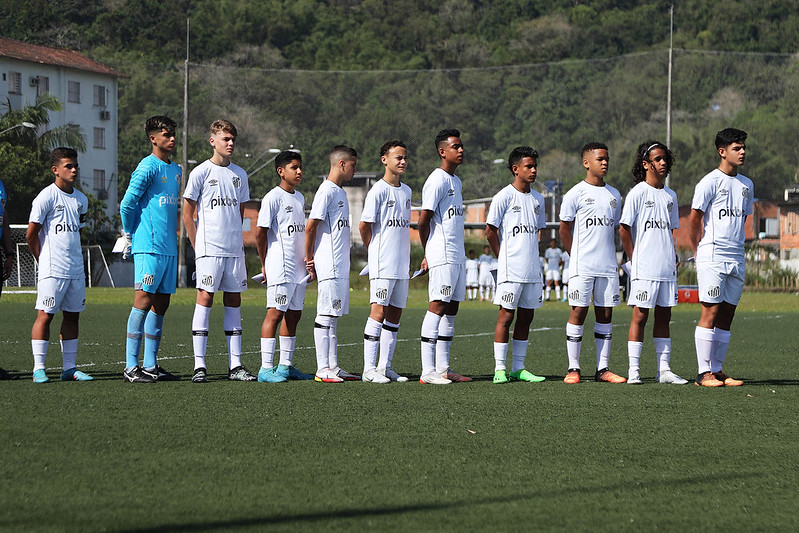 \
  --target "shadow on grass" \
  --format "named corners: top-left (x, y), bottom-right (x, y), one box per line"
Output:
top-left (118, 471), bottom-right (761, 532)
